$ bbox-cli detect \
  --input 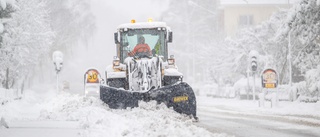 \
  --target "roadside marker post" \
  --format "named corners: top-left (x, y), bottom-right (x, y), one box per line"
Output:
top-left (52, 51), bottom-right (63, 92)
